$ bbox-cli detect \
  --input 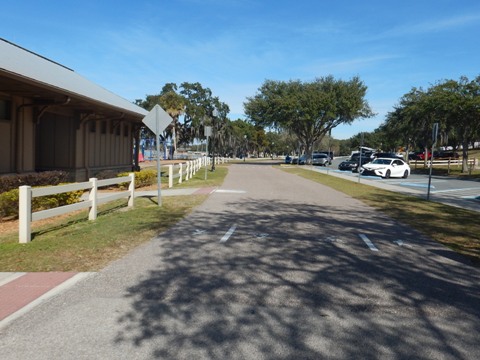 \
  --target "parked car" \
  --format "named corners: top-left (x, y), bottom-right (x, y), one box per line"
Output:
top-left (413, 151), bottom-right (432, 160)
top-left (372, 152), bottom-right (403, 160)
top-left (285, 155), bottom-right (292, 164)
top-left (338, 159), bottom-right (356, 171)
top-left (435, 151), bottom-right (459, 159)
top-left (338, 154), bottom-right (371, 172)
top-left (351, 157), bottom-right (372, 172)
top-left (361, 158), bottom-right (410, 179)
top-left (315, 151), bottom-right (334, 160)
top-left (312, 153), bottom-right (330, 166)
